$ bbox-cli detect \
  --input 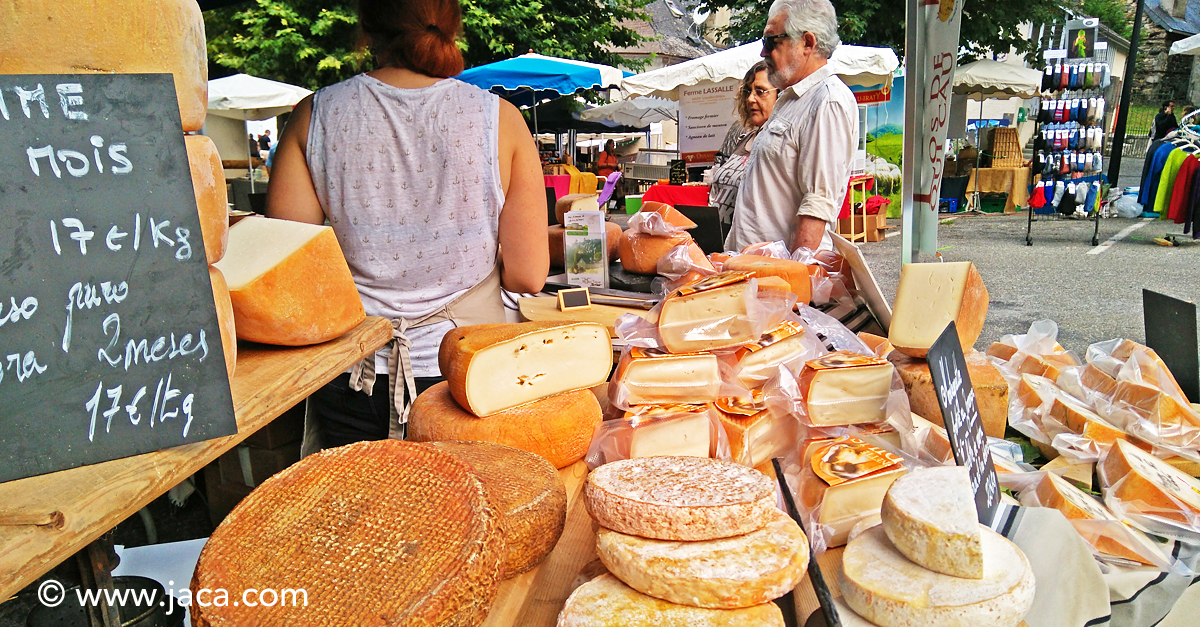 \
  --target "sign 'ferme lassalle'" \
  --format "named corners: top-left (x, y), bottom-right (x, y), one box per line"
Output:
top-left (0, 74), bottom-right (236, 483)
